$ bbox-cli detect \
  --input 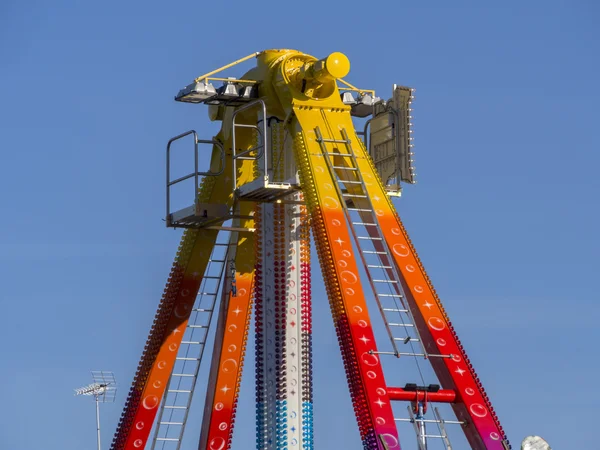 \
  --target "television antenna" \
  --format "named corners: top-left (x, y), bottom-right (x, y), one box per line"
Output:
top-left (75, 371), bottom-right (117, 450)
